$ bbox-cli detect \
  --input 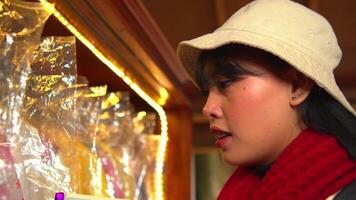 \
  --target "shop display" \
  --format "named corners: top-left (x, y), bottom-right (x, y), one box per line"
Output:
top-left (98, 92), bottom-right (135, 199)
top-left (74, 85), bottom-right (108, 196)
top-left (20, 36), bottom-right (77, 200)
top-left (0, 1), bottom-right (161, 199)
top-left (131, 113), bottom-right (158, 200)
top-left (0, 0), bottom-right (51, 199)
top-left (96, 92), bottom-right (160, 200)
